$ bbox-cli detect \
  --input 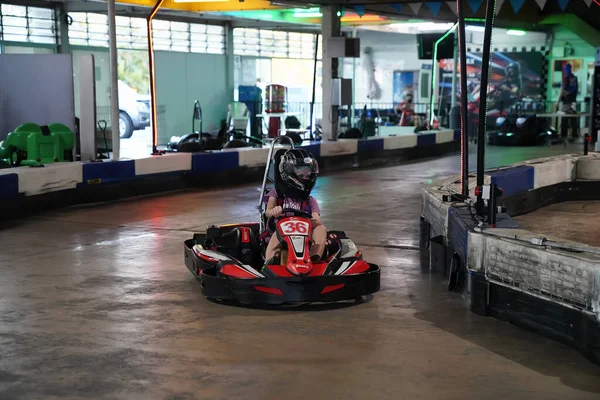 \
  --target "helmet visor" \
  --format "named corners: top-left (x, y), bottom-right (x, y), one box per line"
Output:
top-left (282, 157), bottom-right (318, 184)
